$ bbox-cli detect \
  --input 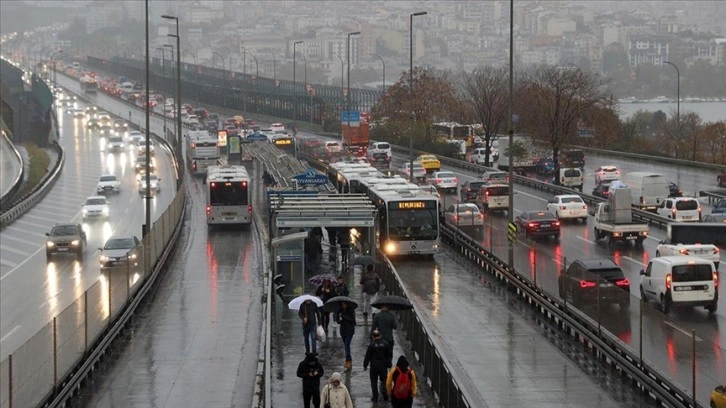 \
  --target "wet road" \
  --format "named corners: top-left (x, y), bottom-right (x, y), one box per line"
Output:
top-left (0, 98), bottom-right (176, 359)
top-left (0, 130), bottom-right (21, 199)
